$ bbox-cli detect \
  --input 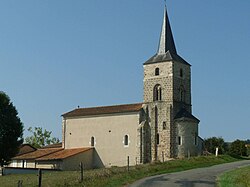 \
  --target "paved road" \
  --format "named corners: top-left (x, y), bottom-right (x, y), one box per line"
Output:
top-left (129, 160), bottom-right (250, 187)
